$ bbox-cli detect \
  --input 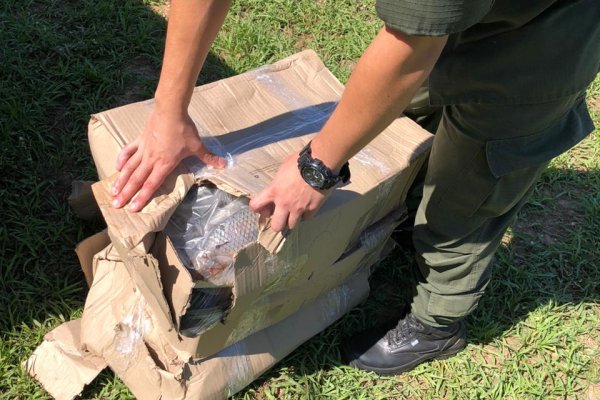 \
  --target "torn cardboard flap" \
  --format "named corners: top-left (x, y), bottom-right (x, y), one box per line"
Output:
top-left (75, 230), bottom-right (111, 287)
top-left (92, 165), bottom-right (195, 251)
top-left (25, 320), bottom-right (107, 400)
top-left (185, 265), bottom-right (371, 400)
